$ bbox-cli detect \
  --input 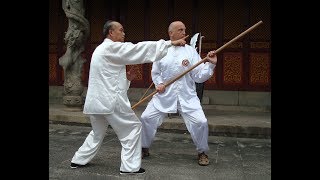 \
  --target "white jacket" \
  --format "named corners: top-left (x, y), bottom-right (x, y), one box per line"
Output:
top-left (83, 38), bottom-right (172, 114)
top-left (151, 45), bottom-right (216, 113)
